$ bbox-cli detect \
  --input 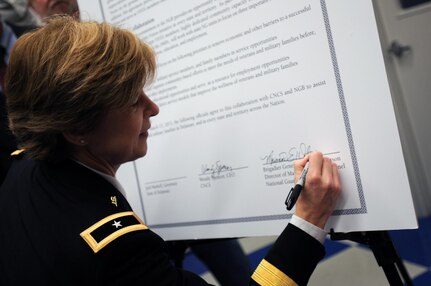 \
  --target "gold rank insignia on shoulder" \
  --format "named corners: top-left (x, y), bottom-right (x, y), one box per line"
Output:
top-left (110, 196), bottom-right (118, 207)
top-left (11, 149), bottom-right (25, 156)
top-left (80, 211), bottom-right (148, 253)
